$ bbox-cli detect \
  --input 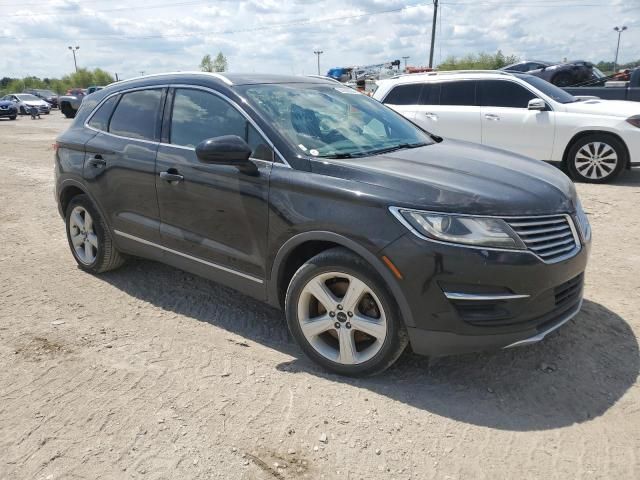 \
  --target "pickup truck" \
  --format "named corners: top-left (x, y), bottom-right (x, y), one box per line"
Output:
top-left (564, 68), bottom-right (640, 102)
top-left (59, 86), bottom-right (105, 118)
